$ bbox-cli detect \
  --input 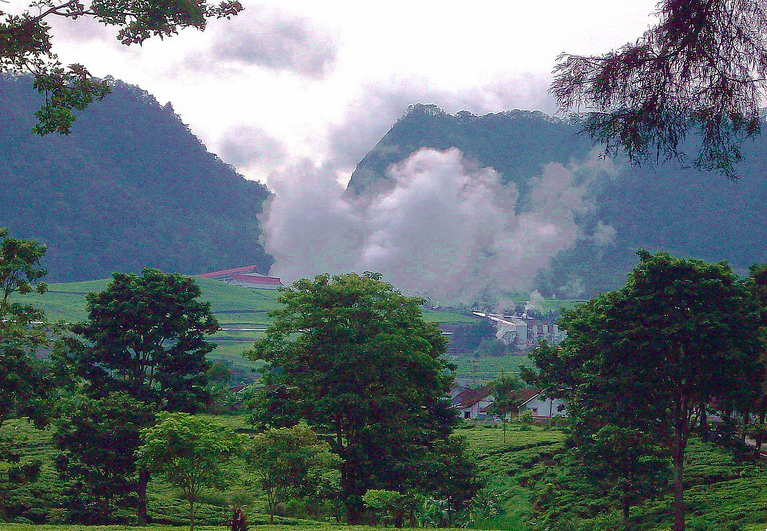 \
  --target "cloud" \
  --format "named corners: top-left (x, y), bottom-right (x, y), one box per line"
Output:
top-left (217, 125), bottom-right (287, 168)
top-left (261, 148), bottom-right (612, 304)
top-left (201, 5), bottom-right (338, 78)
